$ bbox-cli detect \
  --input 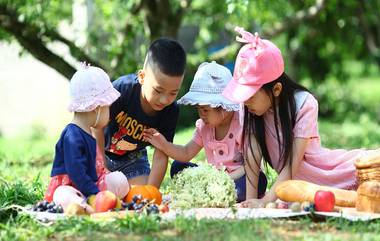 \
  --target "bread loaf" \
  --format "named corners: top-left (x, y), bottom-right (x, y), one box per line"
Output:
top-left (356, 181), bottom-right (380, 213)
top-left (275, 180), bottom-right (357, 207)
